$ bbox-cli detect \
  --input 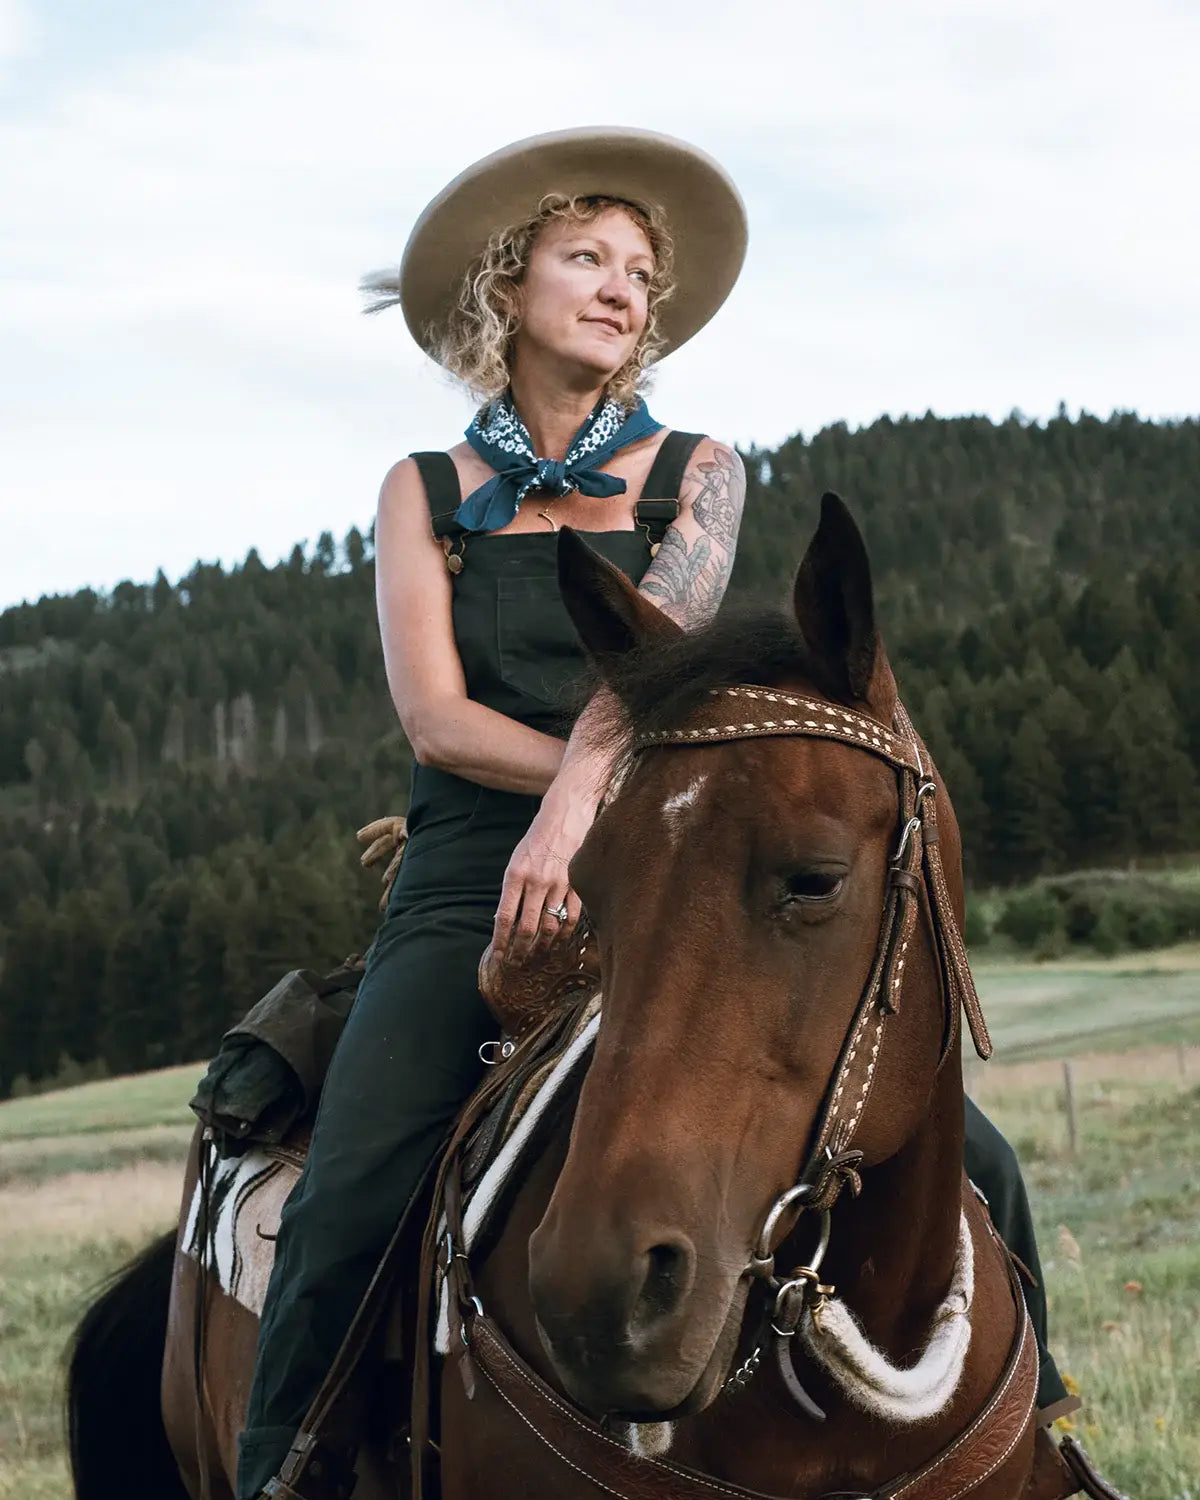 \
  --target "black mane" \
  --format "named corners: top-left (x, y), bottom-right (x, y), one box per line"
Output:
top-left (587, 604), bottom-right (842, 748)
